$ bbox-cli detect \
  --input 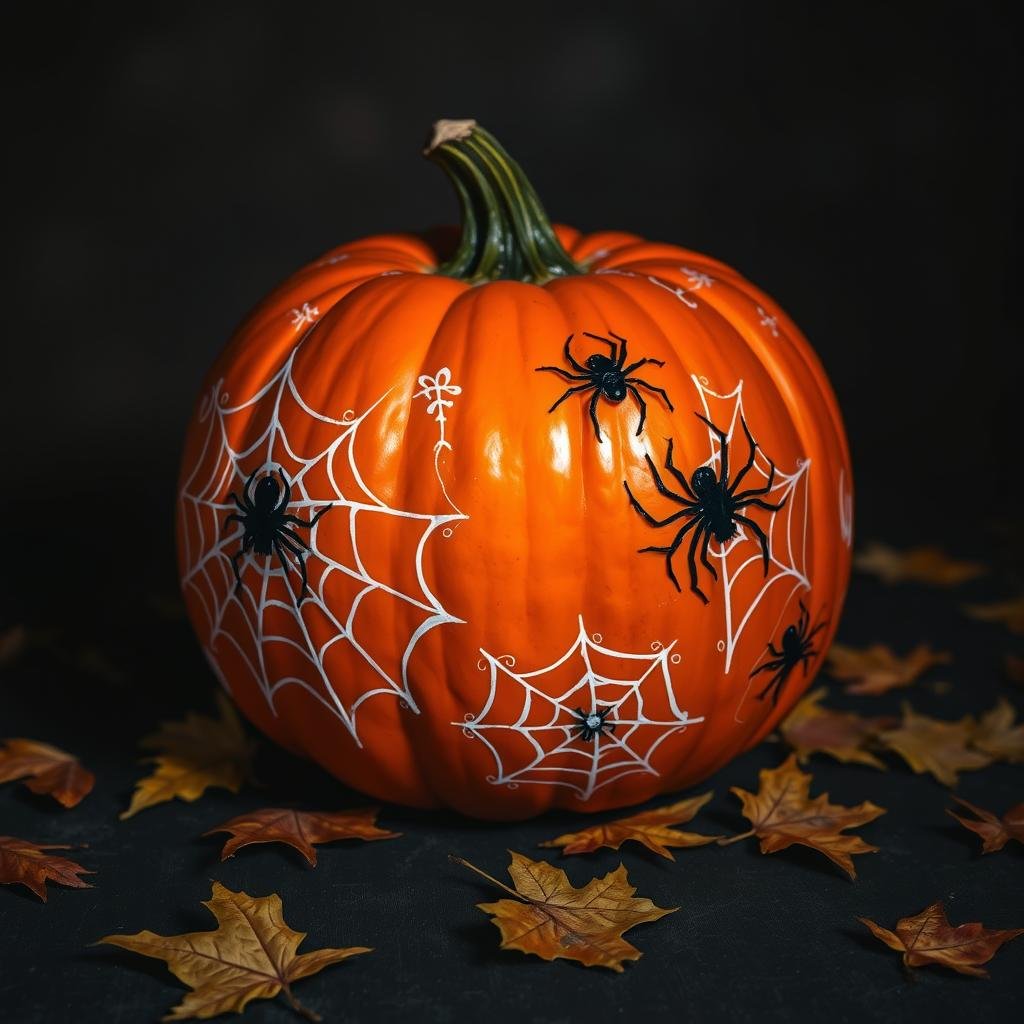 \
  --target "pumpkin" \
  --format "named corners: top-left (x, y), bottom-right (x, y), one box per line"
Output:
top-left (176, 119), bottom-right (852, 820)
